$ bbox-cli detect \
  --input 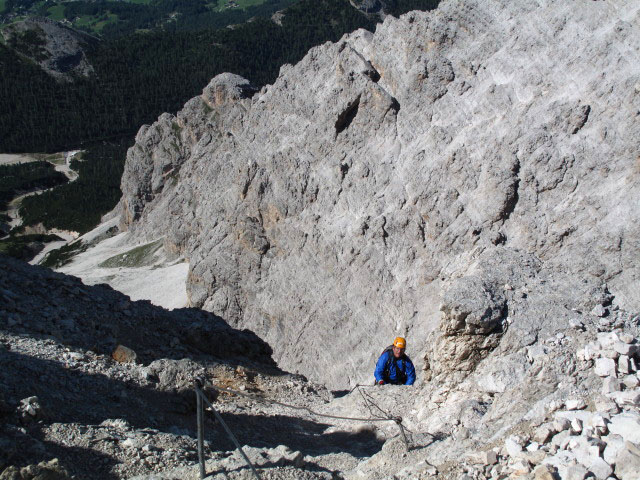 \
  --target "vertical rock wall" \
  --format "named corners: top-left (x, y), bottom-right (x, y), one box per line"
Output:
top-left (117, 0), bottom-right (640, 389)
